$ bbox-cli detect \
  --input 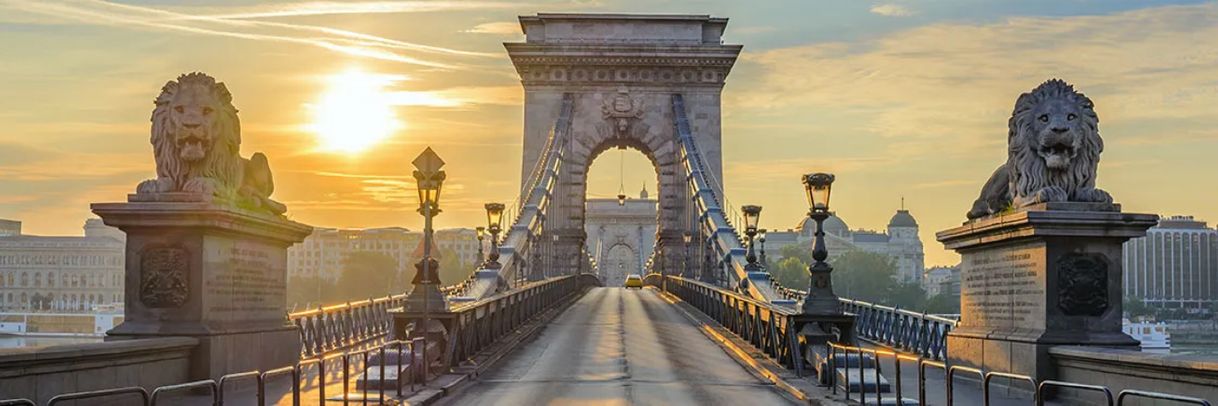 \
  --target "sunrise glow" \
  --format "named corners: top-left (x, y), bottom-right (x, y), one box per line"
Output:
top-left (308, 69), bottom-right (402, 154)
